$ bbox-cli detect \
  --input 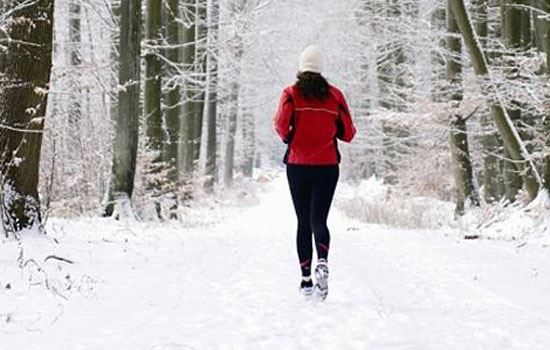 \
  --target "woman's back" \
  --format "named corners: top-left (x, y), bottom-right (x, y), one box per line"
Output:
top-left (274, 83), bottom-right (356, 165)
